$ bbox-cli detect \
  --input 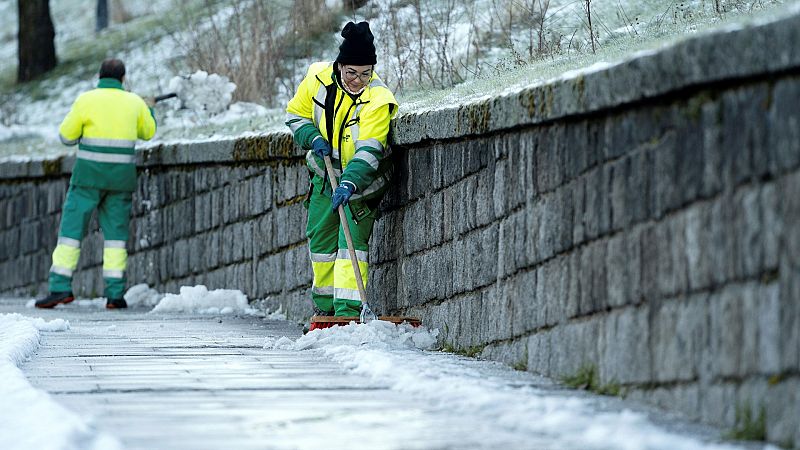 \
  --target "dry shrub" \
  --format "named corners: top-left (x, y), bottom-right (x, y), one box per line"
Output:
top-left (170, 0), bottom-right (338, 106)
top-left (378, 0), bottom-right (476, 90)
